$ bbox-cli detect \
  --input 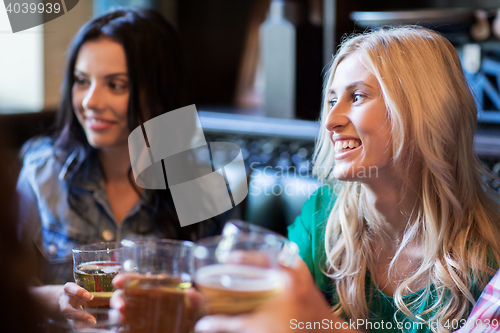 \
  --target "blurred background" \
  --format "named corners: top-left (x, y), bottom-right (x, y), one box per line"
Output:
top-left (2, 0), bottom-right (500, 234)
